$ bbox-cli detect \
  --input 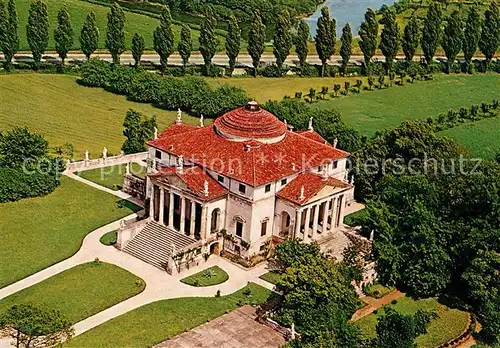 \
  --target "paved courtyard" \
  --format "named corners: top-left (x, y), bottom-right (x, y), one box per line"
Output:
top-left (154, 306), bottom-right (286, 348)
